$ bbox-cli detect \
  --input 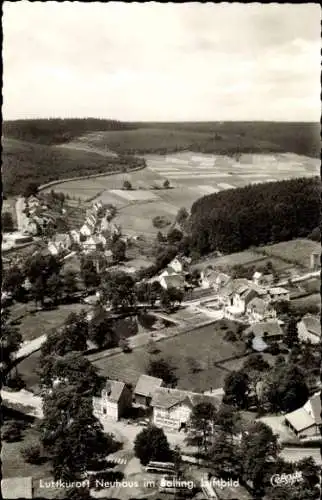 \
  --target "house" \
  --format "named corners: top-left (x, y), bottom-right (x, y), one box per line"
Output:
top-left (48, 233), bottom-right (71, 255)
top-left (252, 271), bottom-right (274, 286)
top-left (83, 234), bottom-right (107, 253)
top-left (25, 220), bottom-right (38, 236)
top-left (168, 257), bottom-right (185, 274)
top-left (151, 387), bottom-right (223, 431)
top-left (70, 229), bottom-right (80, 244)
top-left (244, 321), bottom-right (284, 345)
top-left (1, 477), bottom-right (33, 499)
top-left (297, 315), bottom-right (321, 344)
top-left (100, 218), bottom-right (120, 238)
top-left (285, 392), bottom-right (321, 438)
top-left (159, 267), bottom-right (178, 278)
top-left (268, 287), bottom-right (290, 302)
top-left (246, 297), bottom-right (276, 323)
top-left (92, 379), bottom-right (132, 422)
top-left (80, 220), bottom-right (95, 237)
top-left (200, 268), bottom-right (231, 291)
top-left (310, 251), bottom-right (320, 270)
top-left (224, 281), bottom-right (267, 319)
top-left (159, 273), bottom-right (186, 290)
top-left (134, 374), bottom-right (164, 407)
